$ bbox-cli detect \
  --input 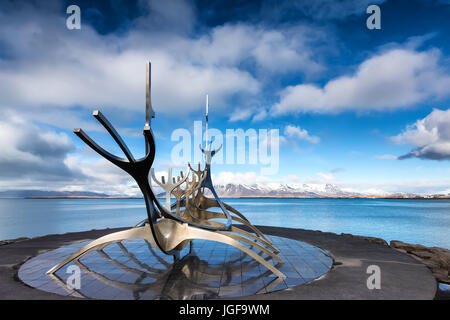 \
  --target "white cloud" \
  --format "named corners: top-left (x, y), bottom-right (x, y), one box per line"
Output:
top-left (306, 172), bottom-right (339, 184)
top-left (212, 171), bottom-right (271, 185)
top-left (229, 108), bottom-right (254, 122)
top-left (64, 156), bottom-right (139, 195)
top-left (375, 154), bottom-right (398, 160)
top-left (211, 171), bottom-right (306, 186)
top-left (0, 1), bottom-right (328, 119)
top-left (0, 111), bottom-right (165, 195)
top-left (285, 174), bottom-right (300, 183)
top-left (342, 178), bottom-right (450, 195)
top-left (135, 0), bottom-right (196, 34)
top-left (209, 169), bottom-right (450, 196)
top-left (283, 0), bottom-right (387, 20)
top-left (284, 125), bottom-right (320, 143)
top-left (392, 108), bottom-right (450, 160)
top-left (0, 113), bottom-right (73, 177)
top-left (251, 109), bottom-right (268, 122)
top-left (186, 167), bottom-right (450, 196)
top-left (184, 23), bottom-right (325, 75)
top-left (271, 48), bottom-right (450, 115)
top-left (66, 157), bottom-right (127, 185)
top-left (0, 2), bottom-right (261, 115)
